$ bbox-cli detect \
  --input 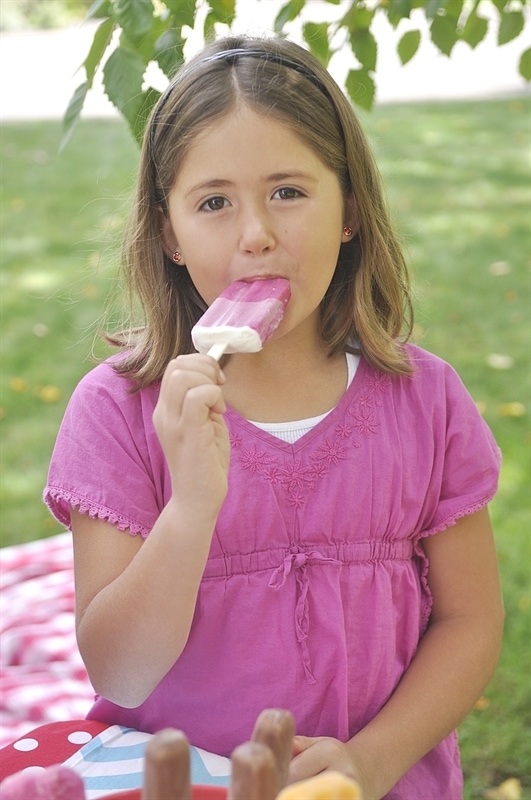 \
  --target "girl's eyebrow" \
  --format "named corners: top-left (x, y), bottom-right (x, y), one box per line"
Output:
top-left (184, 171), bottom-right (317, 197)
